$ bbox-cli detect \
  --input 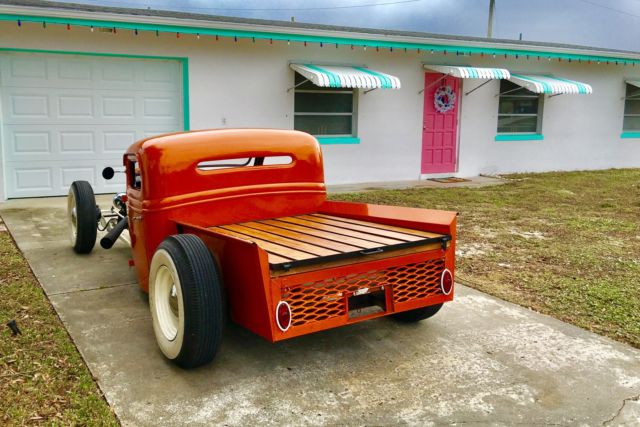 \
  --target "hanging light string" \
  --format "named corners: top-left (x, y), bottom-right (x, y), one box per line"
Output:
top-left (21, 18), bottom-right (635, 66)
